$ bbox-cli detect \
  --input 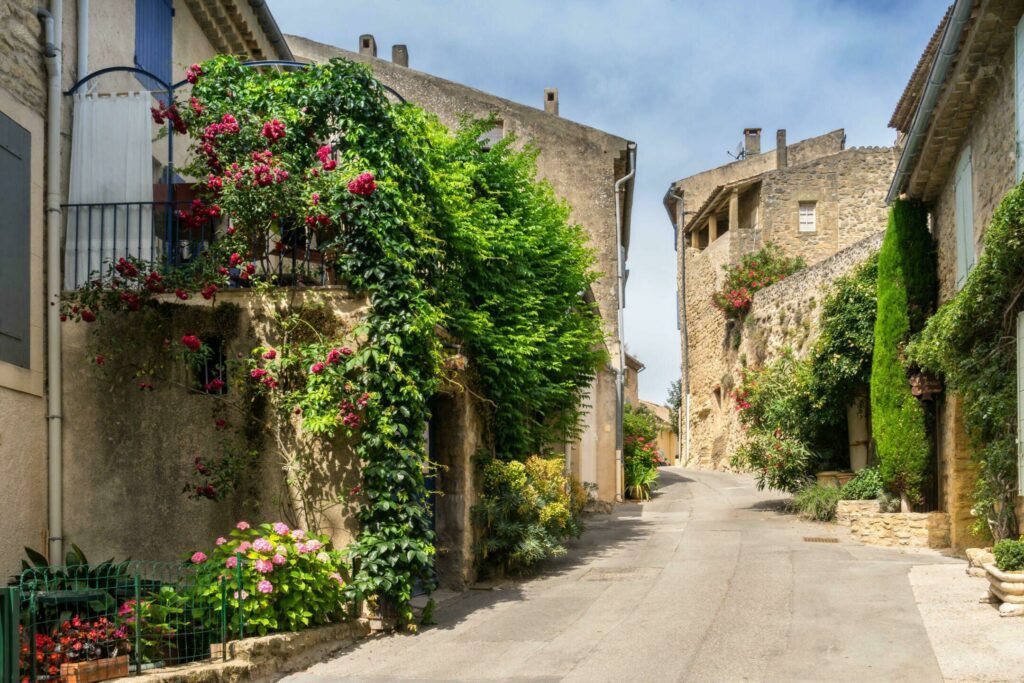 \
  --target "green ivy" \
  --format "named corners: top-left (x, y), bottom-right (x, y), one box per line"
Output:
top-left (909, 183), bottom-right (1024, 540)
top-left (871, 199), bottom-right (936, 505)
